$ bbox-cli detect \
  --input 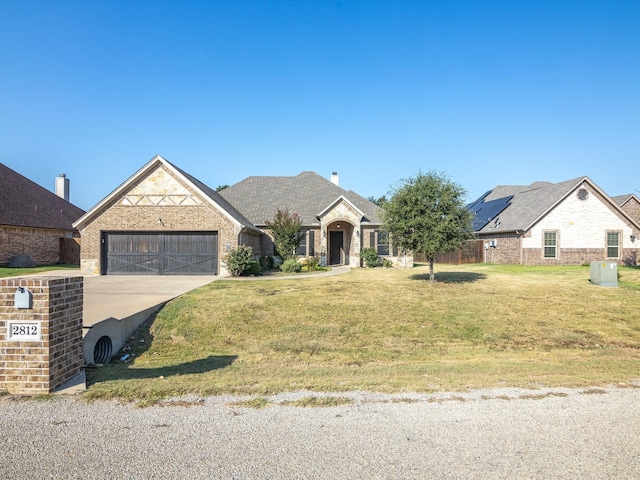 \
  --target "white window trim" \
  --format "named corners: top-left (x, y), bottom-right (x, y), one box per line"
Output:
top-left (543, 231), bottom-right (558, 259)
top-left (606, 231), bottom-right (621, 259)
